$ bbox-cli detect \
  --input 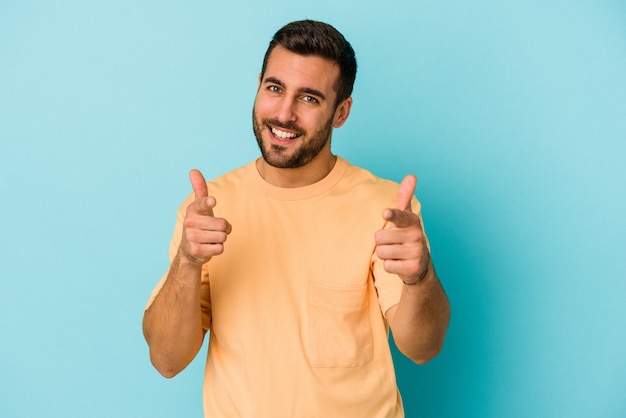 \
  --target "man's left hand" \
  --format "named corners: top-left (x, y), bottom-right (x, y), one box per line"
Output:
top-left (375, 175), bottom-right (430, 285)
